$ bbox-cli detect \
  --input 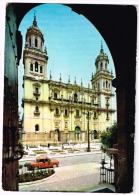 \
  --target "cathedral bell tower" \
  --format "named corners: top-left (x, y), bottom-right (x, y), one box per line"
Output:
top-left (22, 15), bottom-right (49, 146)
top-left (91, 43), bottom-right (114, 120)
top-left (23, 14), bottom-right (48, 79)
